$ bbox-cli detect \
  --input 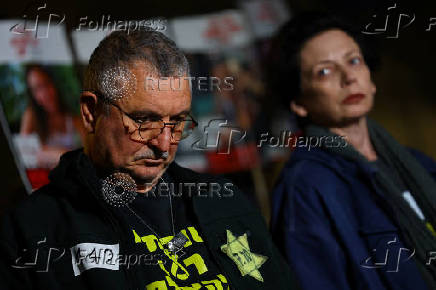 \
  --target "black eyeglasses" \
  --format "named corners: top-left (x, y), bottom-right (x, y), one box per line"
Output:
top-left (85, 90), bottom-right (198, 142)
